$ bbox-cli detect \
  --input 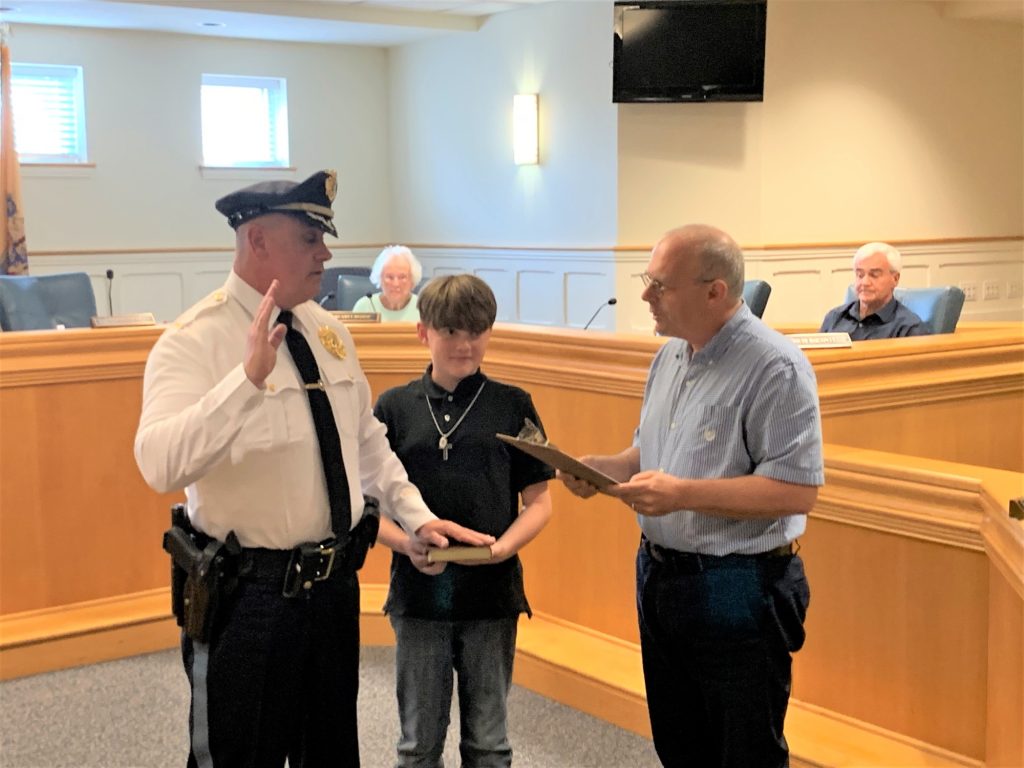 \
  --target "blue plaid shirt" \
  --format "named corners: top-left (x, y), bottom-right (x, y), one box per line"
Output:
top-left (634, 303), bottom-right (824, 556)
